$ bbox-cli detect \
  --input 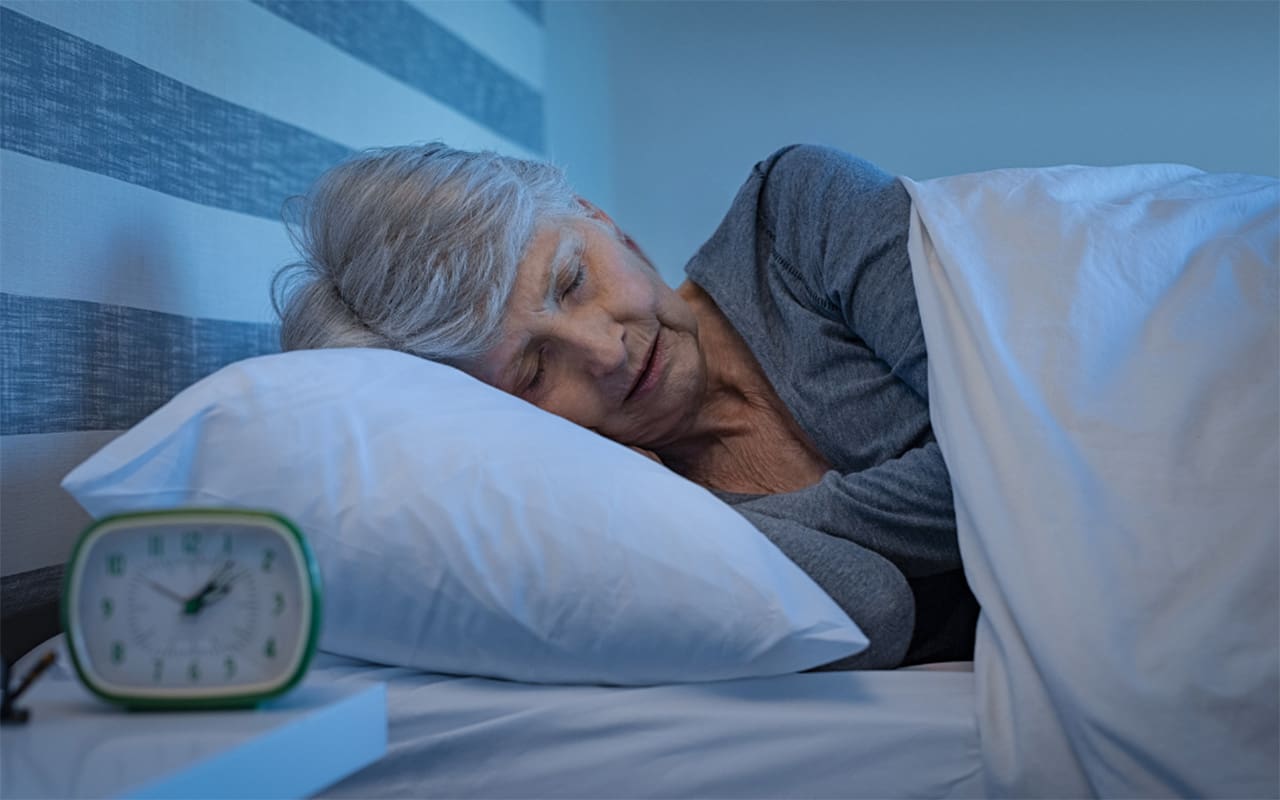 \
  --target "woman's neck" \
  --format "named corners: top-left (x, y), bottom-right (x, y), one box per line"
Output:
top-left (663, 280), bottom-right (764, 442)
top-left (656, 282), bottom-right (830, 494)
